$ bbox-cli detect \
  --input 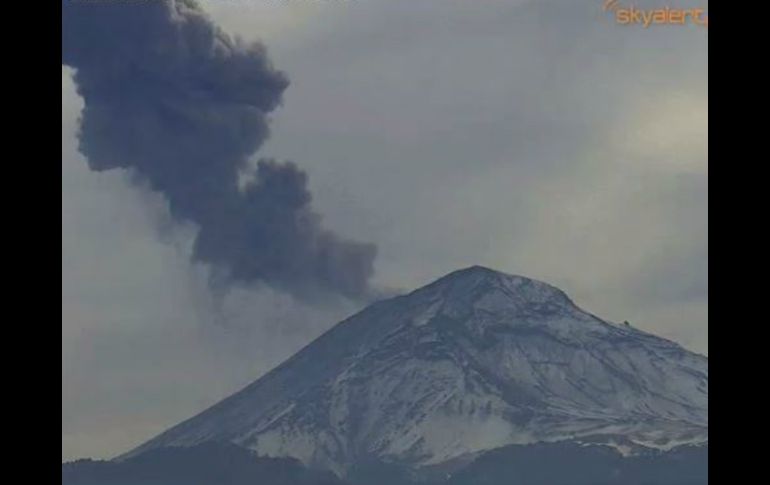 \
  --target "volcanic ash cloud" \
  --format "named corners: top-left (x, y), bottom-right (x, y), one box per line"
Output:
top-left (62, 0), bottom-right (377, 301)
